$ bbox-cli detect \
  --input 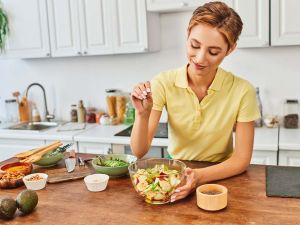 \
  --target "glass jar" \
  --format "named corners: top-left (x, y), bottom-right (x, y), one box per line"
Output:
top-left (86, 107), bottom-right (96, 123)
top-left (283, 99), bottom-right (299, 128)
top-left (105, 89), bottom-right (117, 118)
top-left (5, 99), bottom-right (19, 122)
top-left (70, 104), bottom-right (78, 122)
